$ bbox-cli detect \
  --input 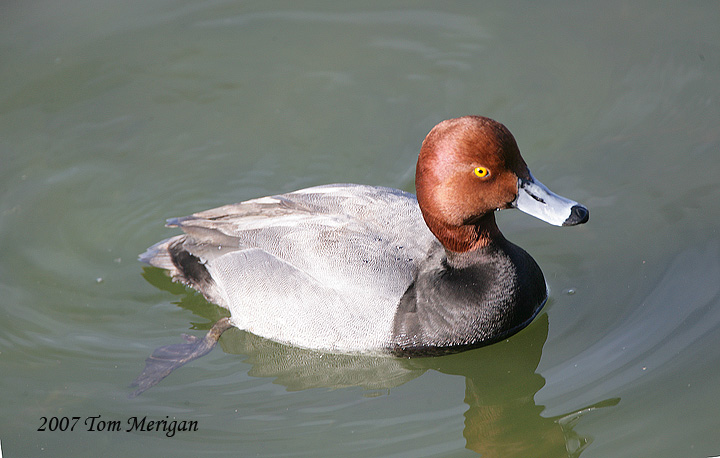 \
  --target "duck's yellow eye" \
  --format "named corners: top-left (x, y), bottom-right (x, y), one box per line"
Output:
top-left (474, 167), bottom-right (490, 178)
